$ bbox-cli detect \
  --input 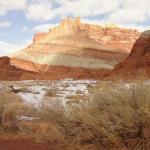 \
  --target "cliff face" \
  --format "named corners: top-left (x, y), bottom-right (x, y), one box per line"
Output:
top-left (11, 17), bottom-right (140, 79)
top-left (0, 56), bottom-right (108, 80)
top-left (0, 57), bottom-right (49, 80)
top-left (33, 17), bottom-right (139, 53)
top-left (112, 30), bottom-right (150, 77)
